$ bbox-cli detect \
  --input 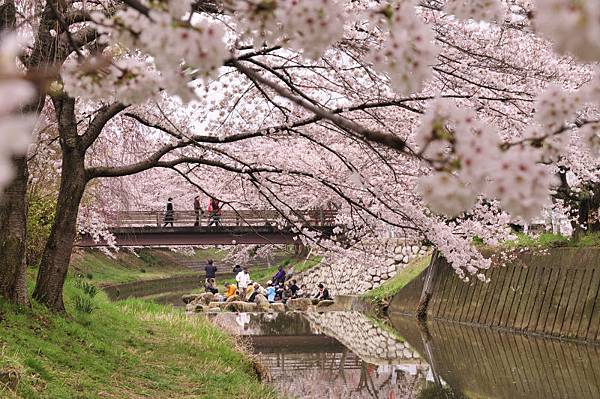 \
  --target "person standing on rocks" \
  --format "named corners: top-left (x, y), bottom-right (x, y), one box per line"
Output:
top-left (204, 259), bottom-right (217, 286)
top-left (232, 264), bottom-right (243, 275)
top-left (236, 267), bottom-right (251, 299)
top-left (272, 265), bottom-right (286, 285)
